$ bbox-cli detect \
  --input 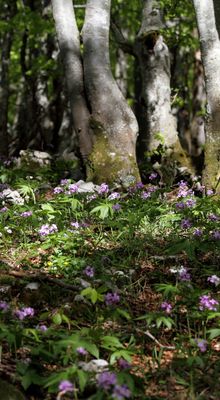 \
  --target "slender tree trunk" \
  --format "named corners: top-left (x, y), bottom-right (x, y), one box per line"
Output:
top-left (82, 0), bottom-right (140, 184)
top-left (0, 3), bottom-right (17, 157)
top-left (51, 0), bottom-right (93, 162)
top-left (0, 31), bottom-right (11, 157)
top-left (193, 0), bottom-right (220, 191)
top-left (135, 0), bottom-right (178, 159)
